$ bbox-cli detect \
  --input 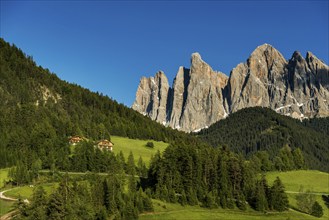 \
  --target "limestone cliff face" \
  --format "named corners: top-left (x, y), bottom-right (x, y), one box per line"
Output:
top-left (179, 53), bottom-right (228, 132)
top-left (133, 44), bottom-right (329, 132)
top-left (168, 66), bottom-right (190, 129)
top-left (132, 71), bottom-right (169, 125)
